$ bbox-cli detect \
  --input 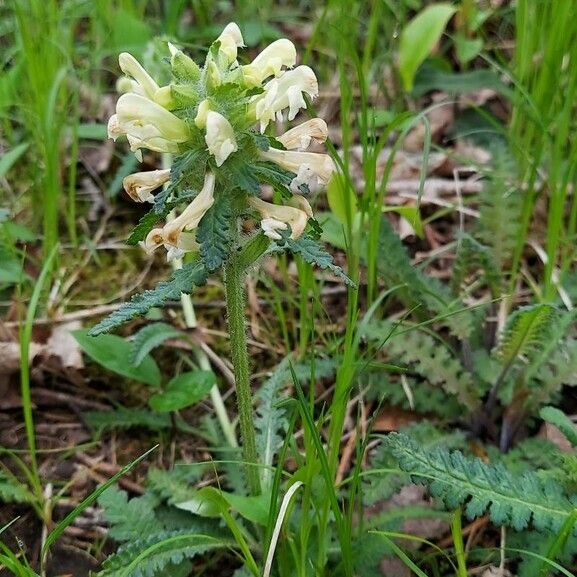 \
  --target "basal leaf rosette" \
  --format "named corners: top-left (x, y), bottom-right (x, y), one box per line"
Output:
top-left (108, 22), bottom-right (345, 281)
